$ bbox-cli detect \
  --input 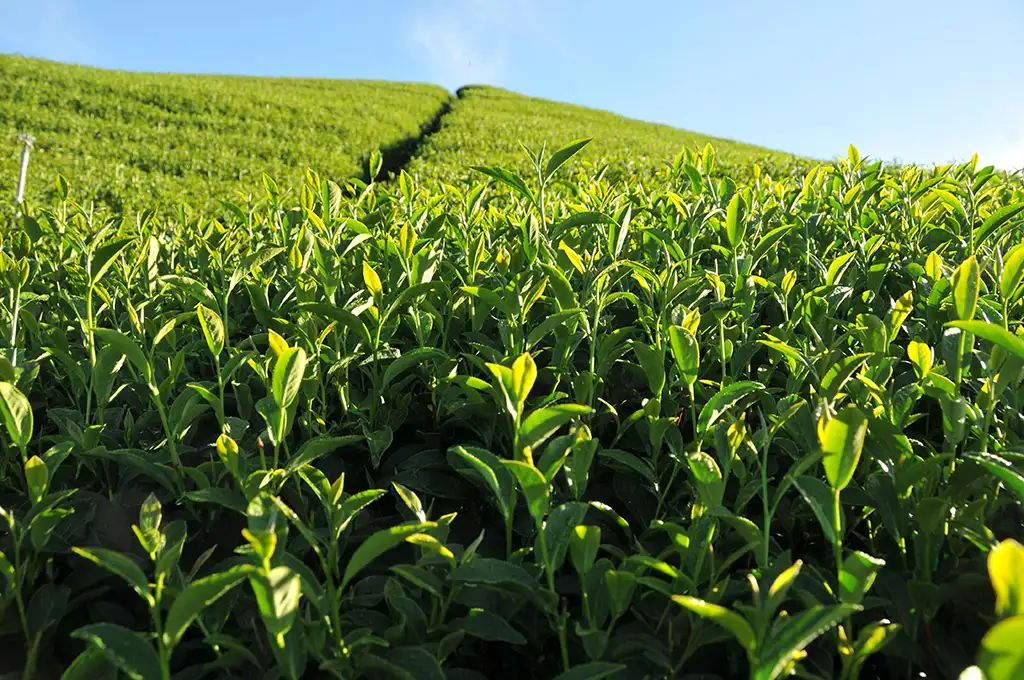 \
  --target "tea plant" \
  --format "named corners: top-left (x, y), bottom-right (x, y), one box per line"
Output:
top-left (0, 54), bottom-right (451, 216)
top-left (406, 85), bottom-right (813, 186)
top-left (0, 138), bottom-right (1021, 679)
